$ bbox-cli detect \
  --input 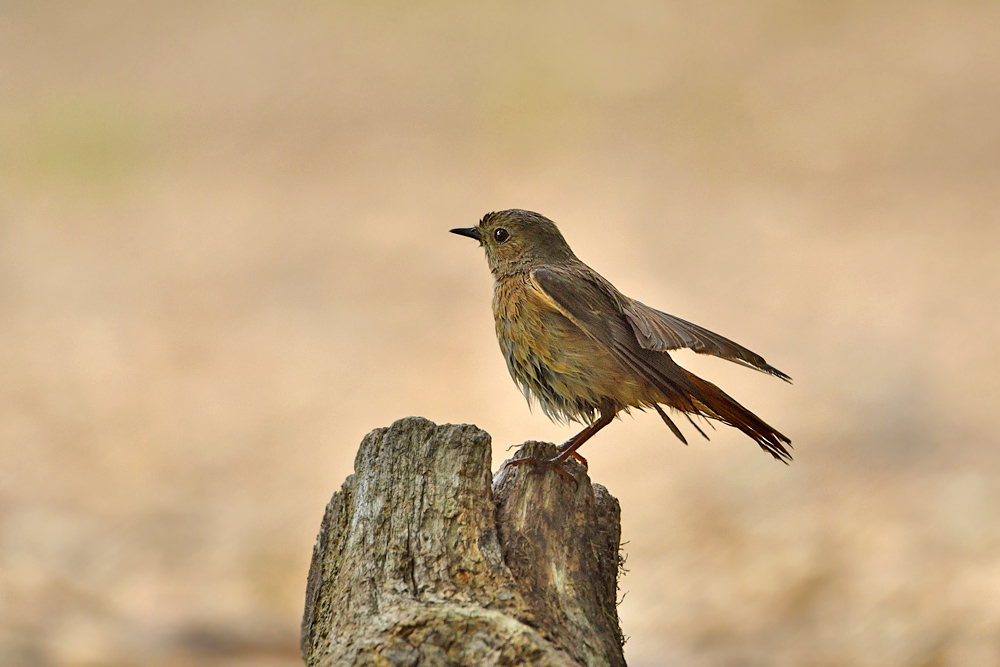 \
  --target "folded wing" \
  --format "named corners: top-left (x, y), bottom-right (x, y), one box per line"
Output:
top-left (529, 267), bottom-right (704, 414)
